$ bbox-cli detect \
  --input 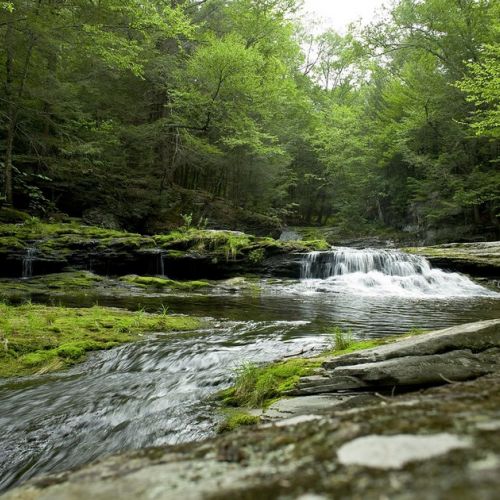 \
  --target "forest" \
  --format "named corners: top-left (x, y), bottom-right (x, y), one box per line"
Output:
top-left (2, 2), bottom-right (500, 497)
top-left (1, 0), bottom-right (499, 240)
